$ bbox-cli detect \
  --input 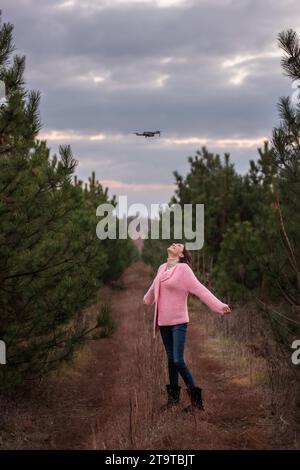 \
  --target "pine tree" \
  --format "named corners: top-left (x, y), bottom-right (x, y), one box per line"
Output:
top-left (271, 29), bottom-right (300, 301)
top-left (0, 13), bottom-right (133, 392)
top-left (256, 28), bottom-right (300, 349)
